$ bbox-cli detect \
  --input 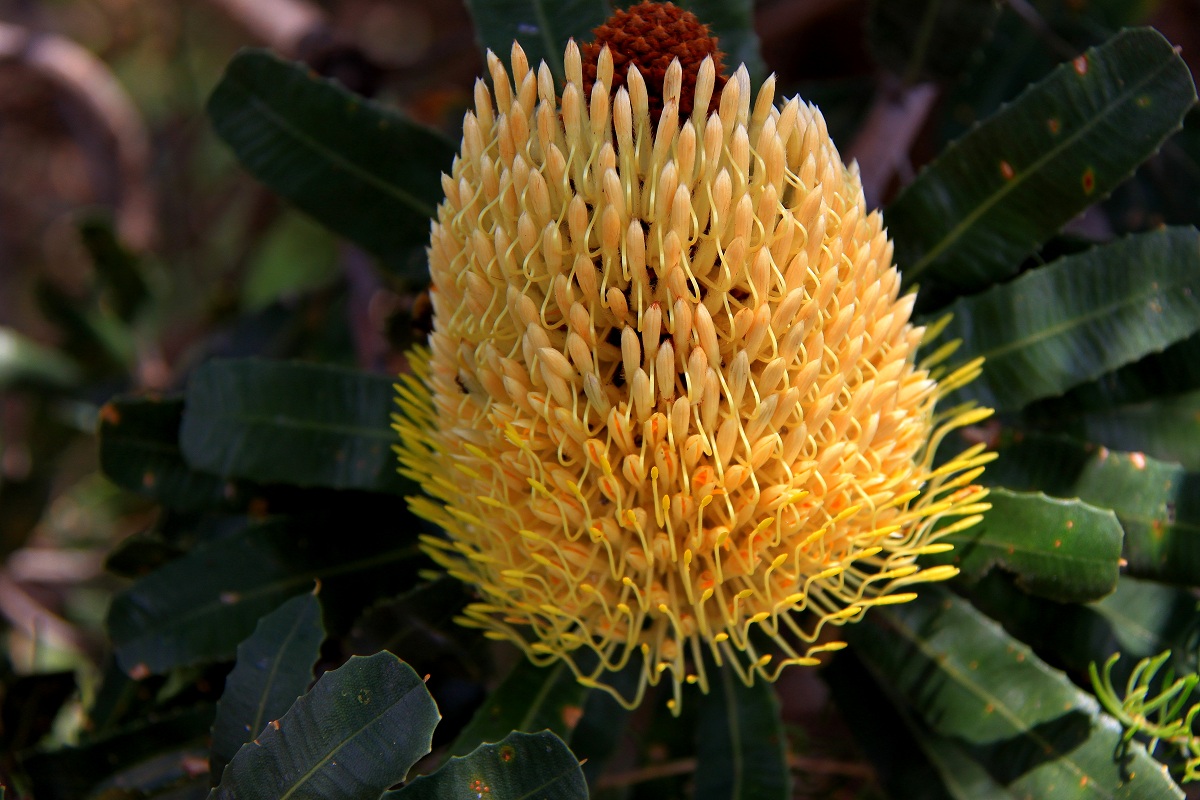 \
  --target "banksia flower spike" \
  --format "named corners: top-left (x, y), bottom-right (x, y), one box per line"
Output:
top-left (394, 1), bottom-right (993, 712)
